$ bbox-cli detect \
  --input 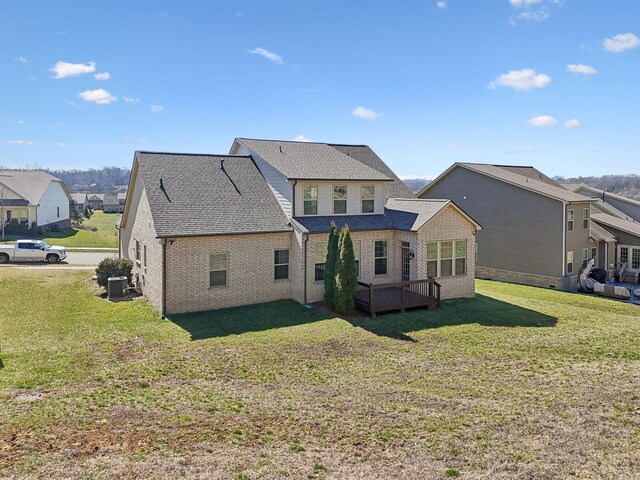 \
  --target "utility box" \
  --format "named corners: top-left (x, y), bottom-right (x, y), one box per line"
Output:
top-left (107, 276), bottom-right (128, 299)
top-left (560, 275), bottom-right (571, 292)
